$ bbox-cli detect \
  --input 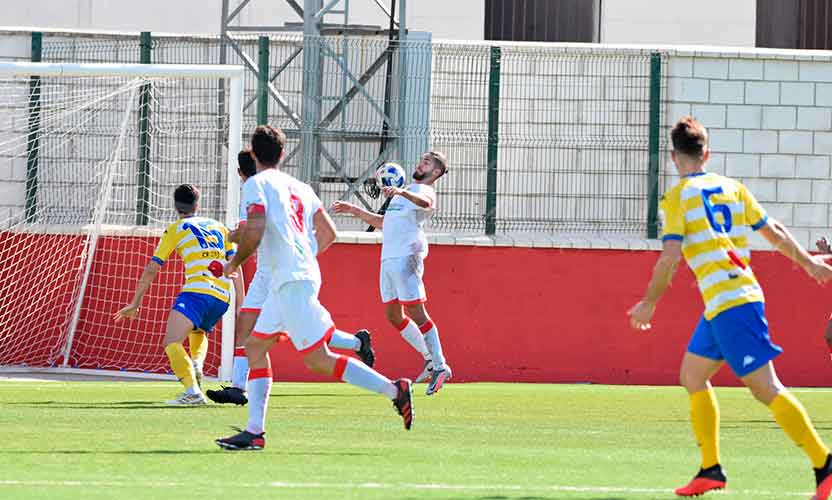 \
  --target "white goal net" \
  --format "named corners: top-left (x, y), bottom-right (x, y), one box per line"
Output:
top-left (0, 62), bottom-right (243, 380)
